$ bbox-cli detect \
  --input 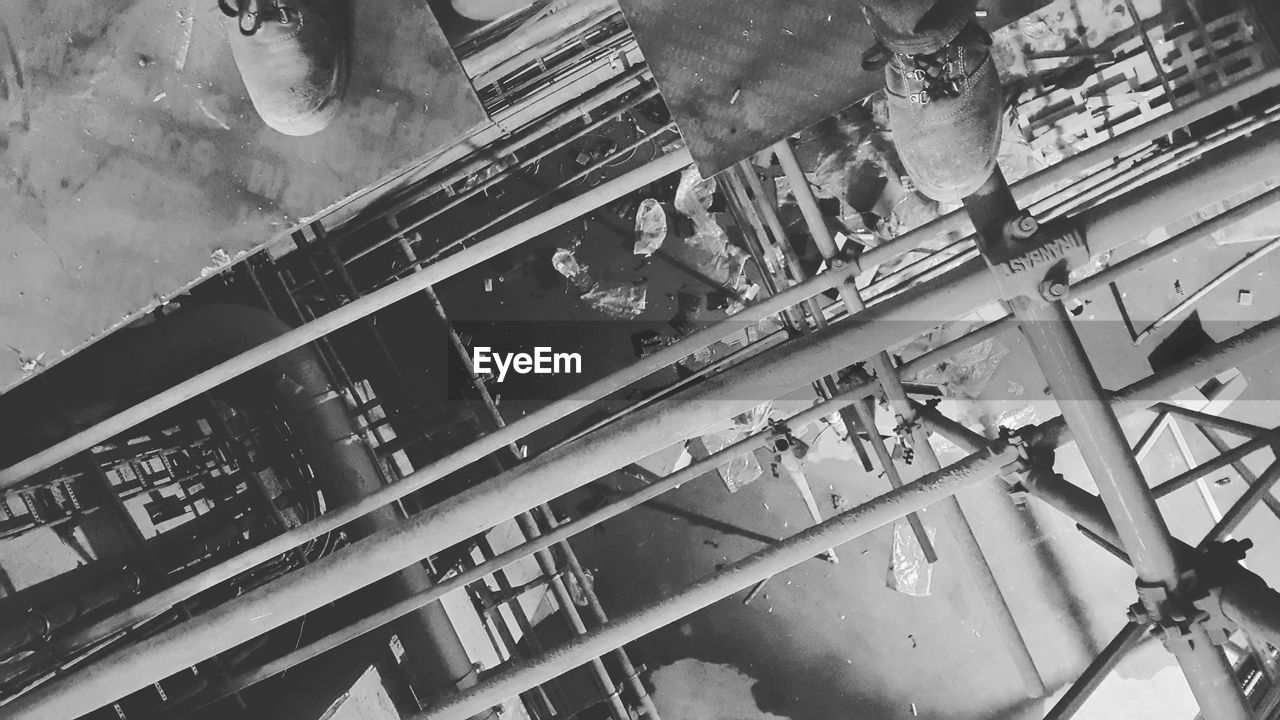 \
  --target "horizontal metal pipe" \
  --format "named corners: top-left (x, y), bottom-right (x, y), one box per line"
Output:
top-left (1, 260), bottom-right (995, 719)
top-left (1151, 436), bottom-right (1274, 498)
top-left (415, 444), bottom-right (1022, 720)
top-left (13, 112), bottom-right (1280, 717)
top-left (1156, 403), bottom-right (1276, 440)
top-left (1072, 184), bottom-right (1280, 299)
top-left (207, 391), bottom-right (853, 702)
top-left (0, 148), bottom-right (692, 490)
top-left (462, 0), bottom-right (619, 79)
